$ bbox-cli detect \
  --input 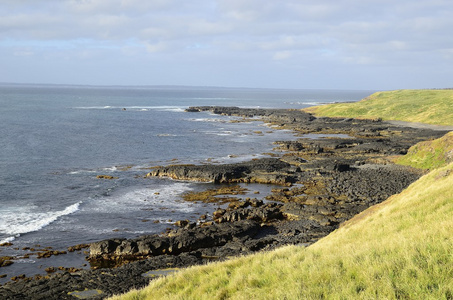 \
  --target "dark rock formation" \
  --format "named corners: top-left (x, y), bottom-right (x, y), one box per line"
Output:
top-left (186, 106), bottom-right (316, 123)
top-left (147, 158), bottom-right (297, 185)
top-left (88, 220), bottom-right (262, 267)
